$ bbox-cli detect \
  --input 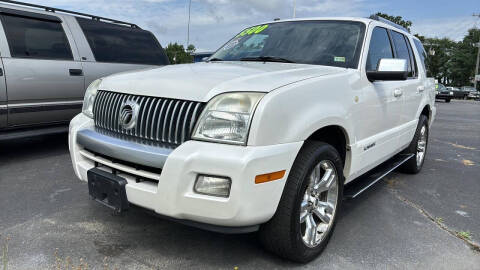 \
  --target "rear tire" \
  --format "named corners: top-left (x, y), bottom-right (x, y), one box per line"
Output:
top-left (445, 99), bottom-right (451, 103)
top-left (400, 115), bottom-right (429, 174)
top-left (259, 141), bottom-right (344, 263)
